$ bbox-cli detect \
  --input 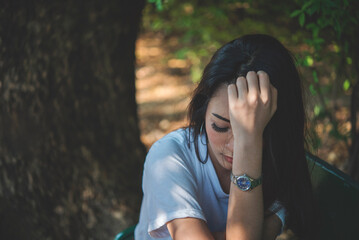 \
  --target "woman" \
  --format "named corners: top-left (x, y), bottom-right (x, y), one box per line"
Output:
top-left (135, 34), bottom-right (316, 239)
